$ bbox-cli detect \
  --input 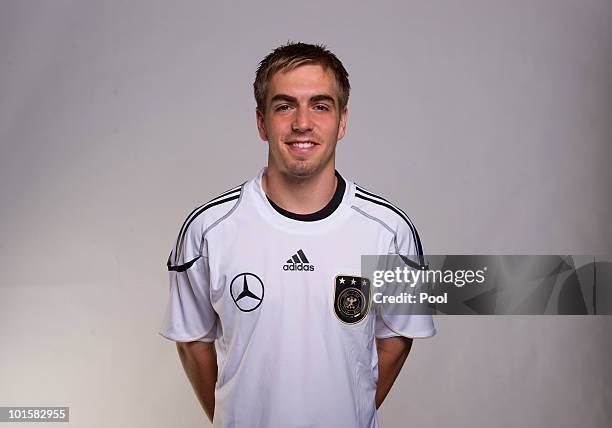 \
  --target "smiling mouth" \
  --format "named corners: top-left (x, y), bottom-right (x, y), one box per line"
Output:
top-left (286, 140), bottom-right (319, 150)
top-left (288, 141), bottom-right (316, 148)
